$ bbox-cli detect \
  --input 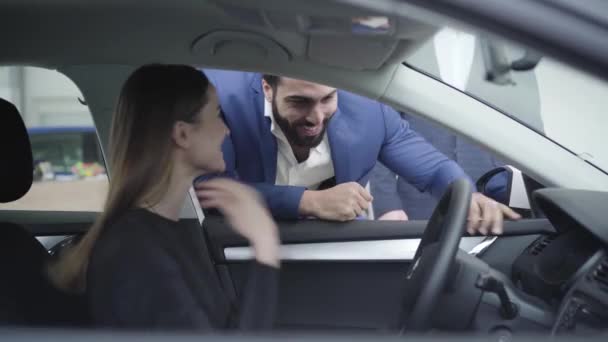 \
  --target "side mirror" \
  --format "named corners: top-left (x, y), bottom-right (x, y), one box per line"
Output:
top-left (476, 166), bottom-right (542, 218)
